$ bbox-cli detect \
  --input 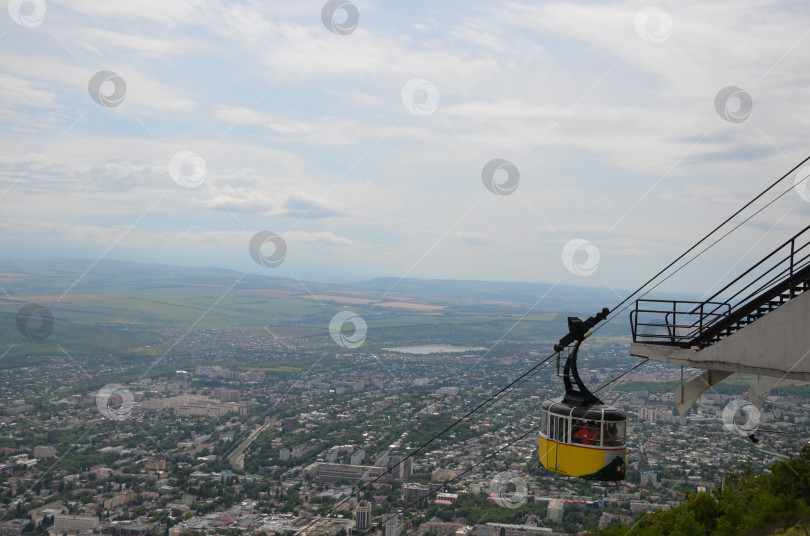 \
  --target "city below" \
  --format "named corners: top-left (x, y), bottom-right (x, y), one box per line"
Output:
top-left (0, 261), bottom-right (808, 536)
